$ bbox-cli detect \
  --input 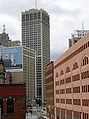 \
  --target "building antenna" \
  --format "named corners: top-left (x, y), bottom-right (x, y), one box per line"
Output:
top-left (35, 0), bottom-right (37, 9)
top-left (82, 21), bottom-right (84, 31)
top-left (3, 25), bottom-right (6, 33)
